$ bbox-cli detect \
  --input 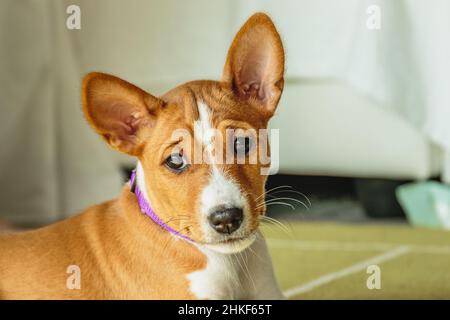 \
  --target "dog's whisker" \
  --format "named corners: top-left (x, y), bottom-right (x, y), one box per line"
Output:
top-left (163, 215), bottom-right (191, 227)
top-left (269, 190), bottom-right (312, 207)
top-left (260, 219), bottom-right (290, 236)
top-left (263, 197), bottom-right (309, 210)
top-left (235, 252), bottom-right (246, 279)
top-left (163, 217), bottom-right (190, 225)
top-left (256, 201), bottom-right (295, 211)
top-left (248, 245), bottom-right (266, 264)
top-left (245, 250), bottom-right (257, 290)
top-left (261, 215), bottom-right (289, 228)
top-left (259, 221), bottom-right (276, 234)
top-left (254, 185), bottom-right (294, 202)
top-left (228, 254), bottom-right (243, 290)
top-left (240, 251), bottom-right (256, 291)
top-left (232, 253), bottom-right (246, 290)
top-left (260, 216), bottom-right (291, 234)
top-left (242, 252), bottom-right (255, 290)
top-left (263, 194), bottom-right (279, 201)
top-left (254, 185), bottom-right (294, 201)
